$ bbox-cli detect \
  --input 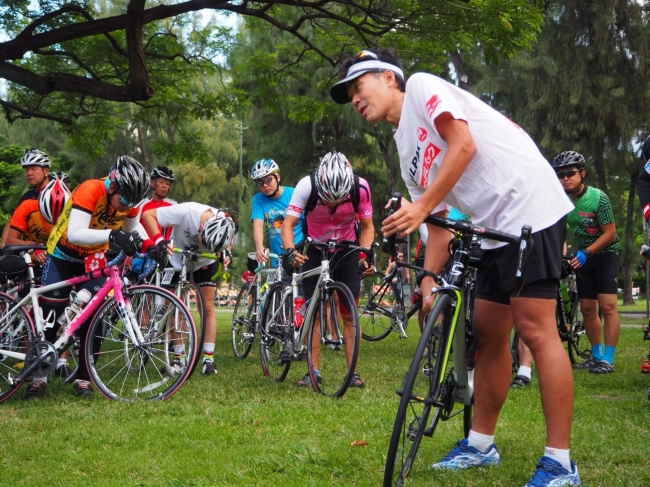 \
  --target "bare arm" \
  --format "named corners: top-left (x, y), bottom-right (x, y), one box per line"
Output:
top-left (358, 216), bottom-right (376, 276)
top-left (252, 218), bottom-right (267, 263)
top-left (141, 209), bottom-right (161, 242)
